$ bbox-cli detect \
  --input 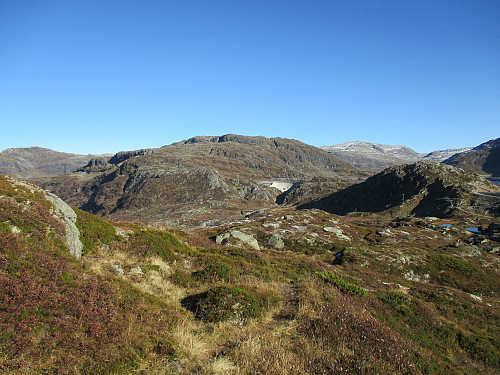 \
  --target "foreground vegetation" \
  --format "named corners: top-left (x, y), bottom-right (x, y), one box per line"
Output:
top-left (1, 174), bottom-right (499, 374)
